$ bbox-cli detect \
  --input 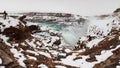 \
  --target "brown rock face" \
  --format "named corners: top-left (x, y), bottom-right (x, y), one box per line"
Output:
top-left (0, 42), bottom-right (23, 68)
top-left (93, 48), bottom-right (120, 68)
top-left (28, 25), bottom-right (40, 34)
top-left (52, 39), bottom-right (61, 46)
top-left (114, 8), bottom-right (120, 13)
top-left (79, 34), bottom-right (120, 56)
top-left (2, 27), bottom-right (28, 43)
top-left (19, 15), bottom-right (27, 24)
